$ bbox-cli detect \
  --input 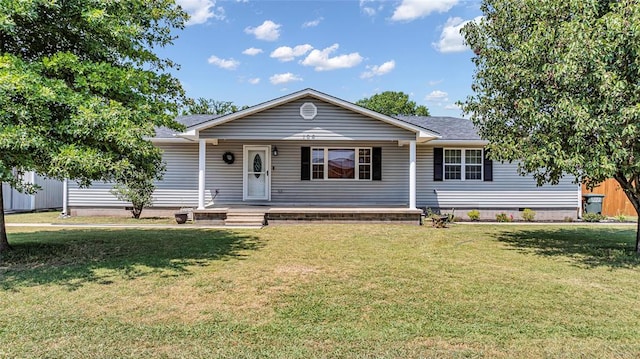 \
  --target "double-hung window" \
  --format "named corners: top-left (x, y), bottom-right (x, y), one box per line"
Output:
top-left (311, 147), bottom-right (371, 180)
top-left (444, 149), bottom-right (483, 180)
